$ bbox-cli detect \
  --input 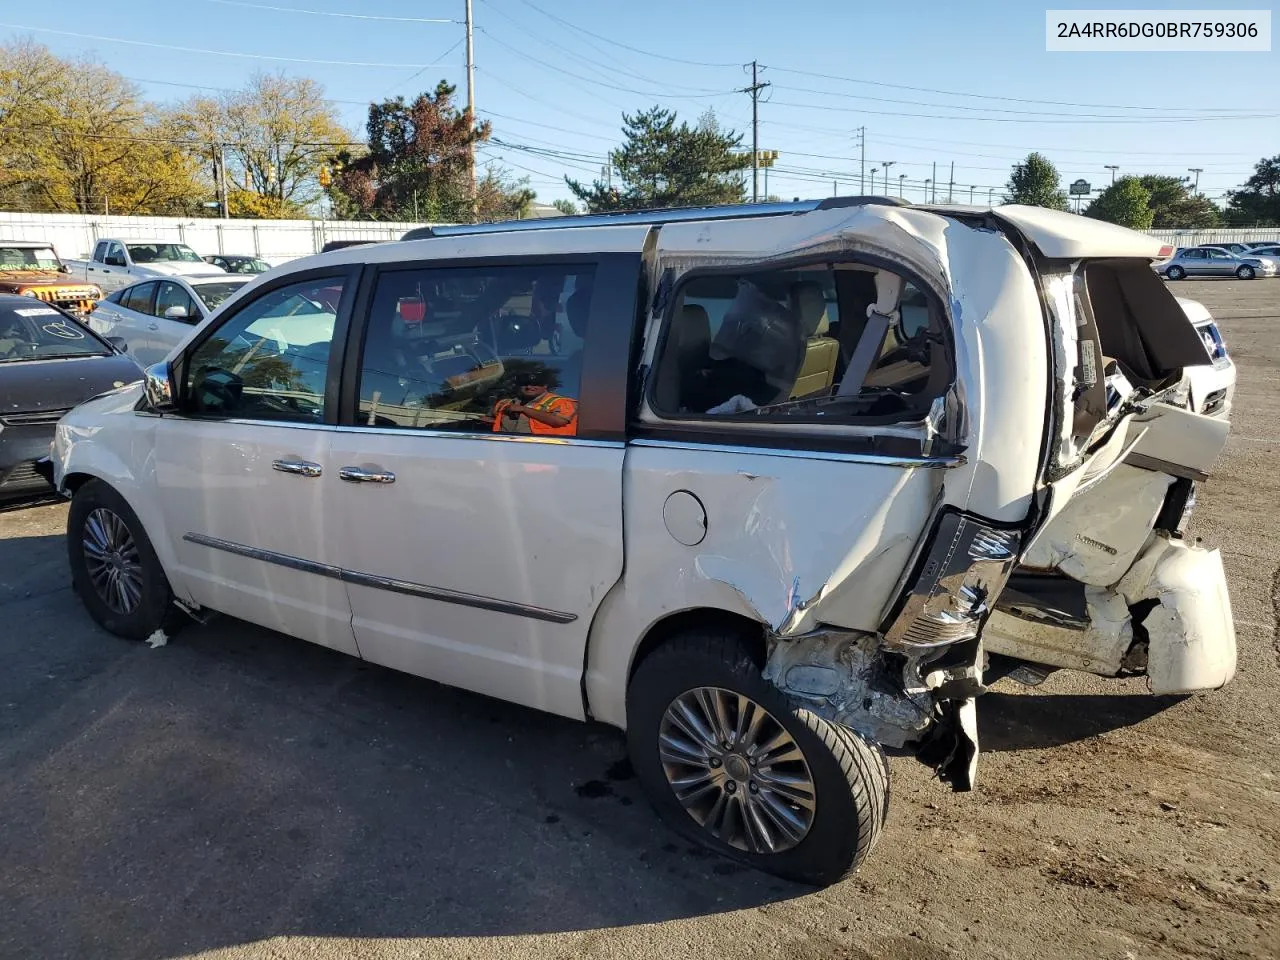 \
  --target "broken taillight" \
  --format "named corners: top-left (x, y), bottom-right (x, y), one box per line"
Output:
top-left (882, 511), bottom-right (1021, 650)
